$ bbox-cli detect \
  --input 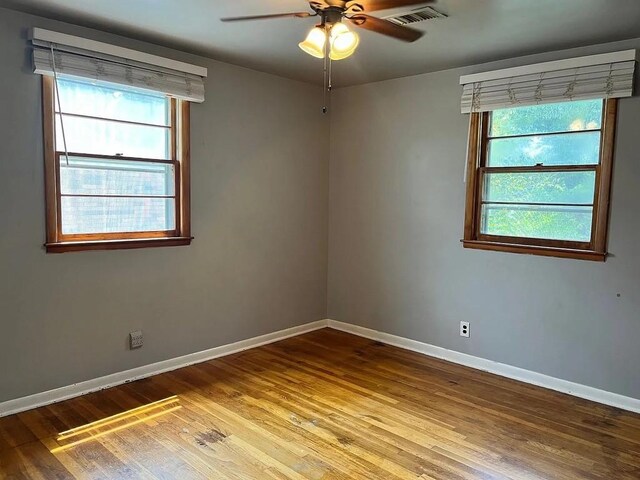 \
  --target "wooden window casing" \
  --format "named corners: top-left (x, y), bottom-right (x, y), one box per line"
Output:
top-left (462, 99), bottom-right (617, 261)
top-left (42, 76), bottom-right (192, 253)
